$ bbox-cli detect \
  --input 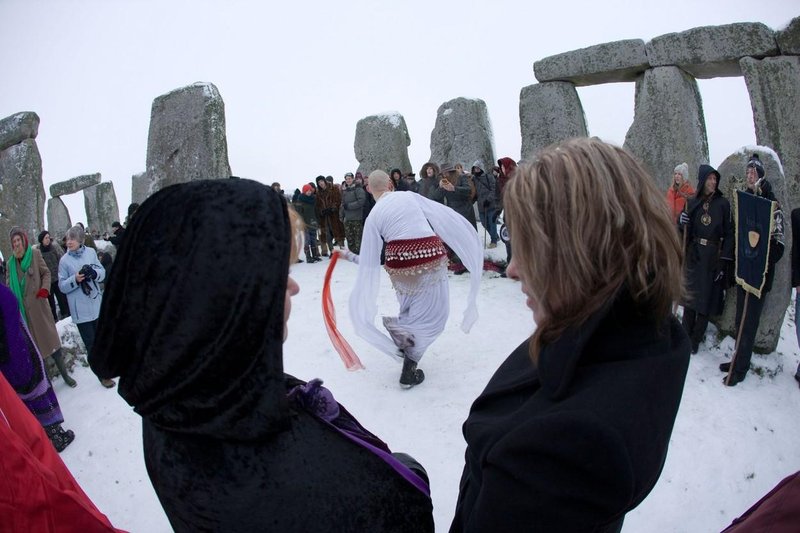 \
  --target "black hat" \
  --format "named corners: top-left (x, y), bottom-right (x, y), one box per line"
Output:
top-left (747, 154), bottom-right (765, 179)
top-left (37, 230), bottom-right (49, 245)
